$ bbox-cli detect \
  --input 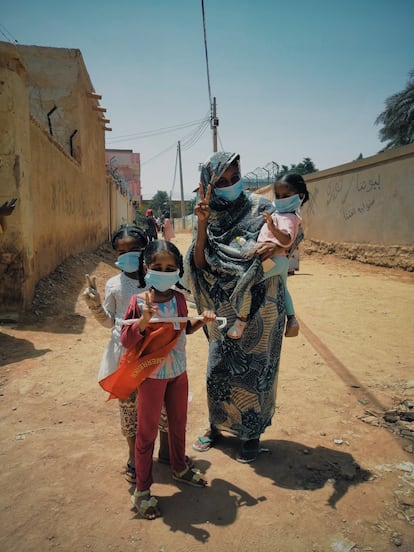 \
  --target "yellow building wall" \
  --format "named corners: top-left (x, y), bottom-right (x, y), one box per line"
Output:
top-left (0, 42), bottom-right (109, 312)
top-left (29, 120), bottom-right (108, 279)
